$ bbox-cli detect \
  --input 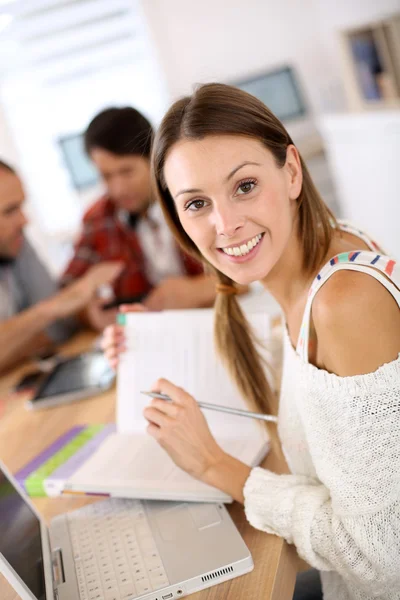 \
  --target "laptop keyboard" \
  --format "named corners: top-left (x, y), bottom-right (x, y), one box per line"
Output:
top-left (68, 498), bottom-right (170, 600)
